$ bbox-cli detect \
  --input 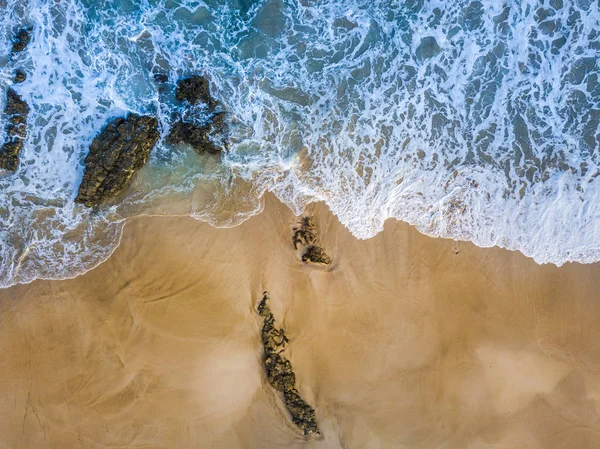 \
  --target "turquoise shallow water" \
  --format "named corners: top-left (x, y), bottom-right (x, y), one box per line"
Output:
top-left (0, 0), bottom-right (599, 287)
